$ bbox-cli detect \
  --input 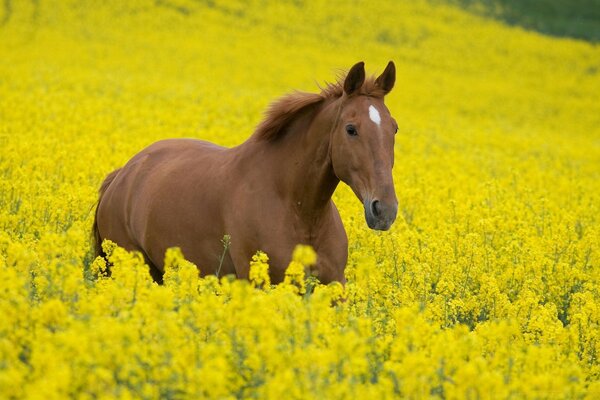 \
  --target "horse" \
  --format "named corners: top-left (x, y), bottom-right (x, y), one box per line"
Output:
top-left (93, 61), bottom-right (399, 284)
